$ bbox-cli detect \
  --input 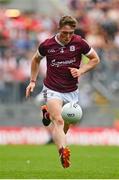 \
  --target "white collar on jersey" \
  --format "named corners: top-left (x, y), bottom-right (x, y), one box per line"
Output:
top-left (55, 33), bottom-right (65, 47)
